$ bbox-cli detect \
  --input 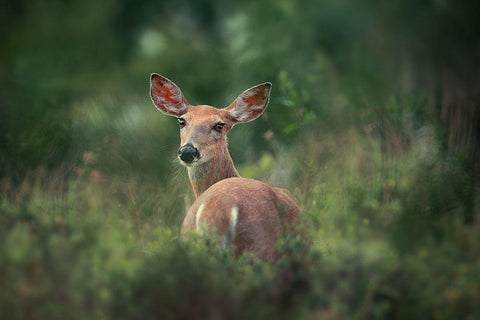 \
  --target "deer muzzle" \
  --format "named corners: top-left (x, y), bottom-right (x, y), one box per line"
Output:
top-left (178, 143), bottom-right (199, 163)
